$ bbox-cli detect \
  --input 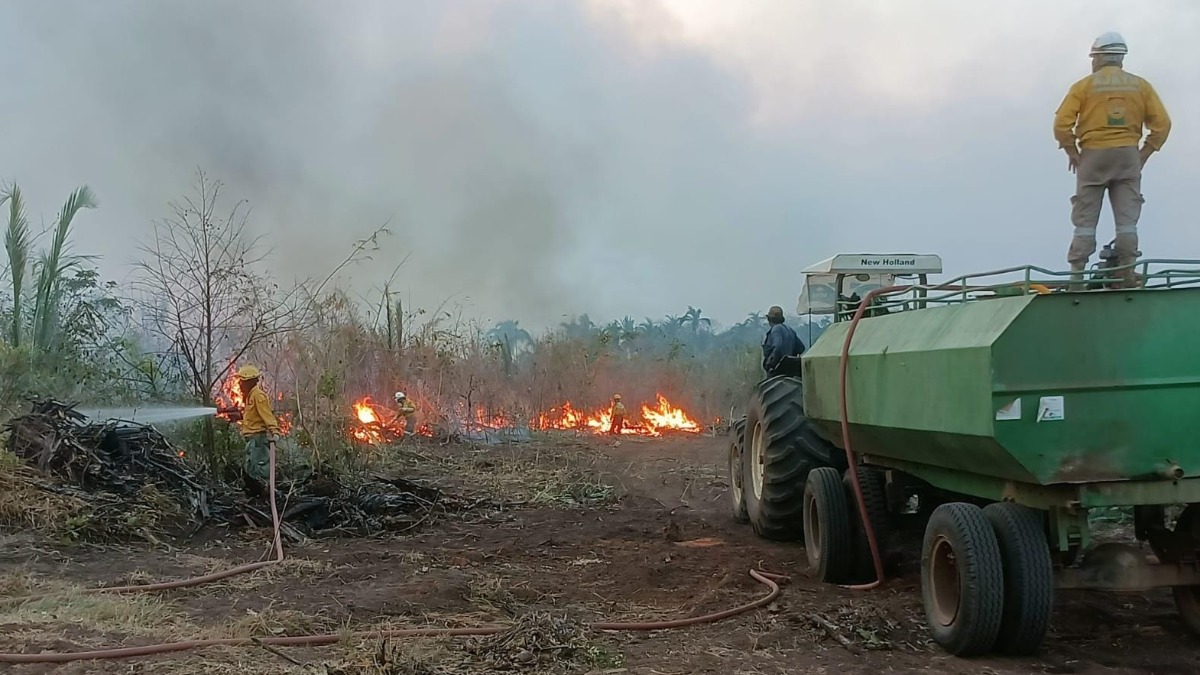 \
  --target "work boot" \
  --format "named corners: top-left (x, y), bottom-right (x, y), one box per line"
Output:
top-left (1116, 258), bottom-right (1140, 289)
top-left (1069, 263), bottom-right (1086, 292)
